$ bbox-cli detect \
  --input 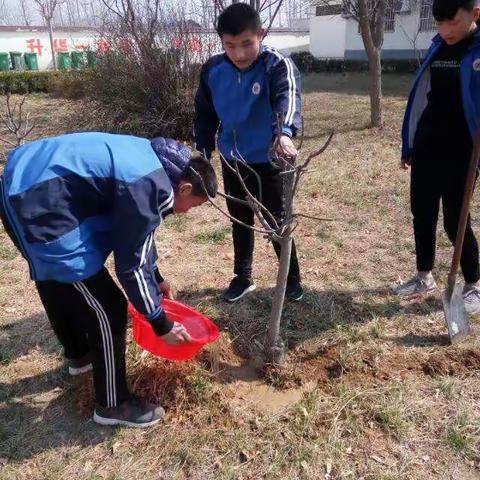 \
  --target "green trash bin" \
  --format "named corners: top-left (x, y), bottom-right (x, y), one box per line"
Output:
top-left (10, 52), bottom-right (24, 70)
top-left (24, 52), bottom-right (39, 71)
top-left (0, 52), bottom-right (10, 71)
top-left (86, 50), bottom-right (97, 67)
top-left (71, 51), bottom-right (86, 69)
top-left (57, 52), bottom-right (72, 70)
